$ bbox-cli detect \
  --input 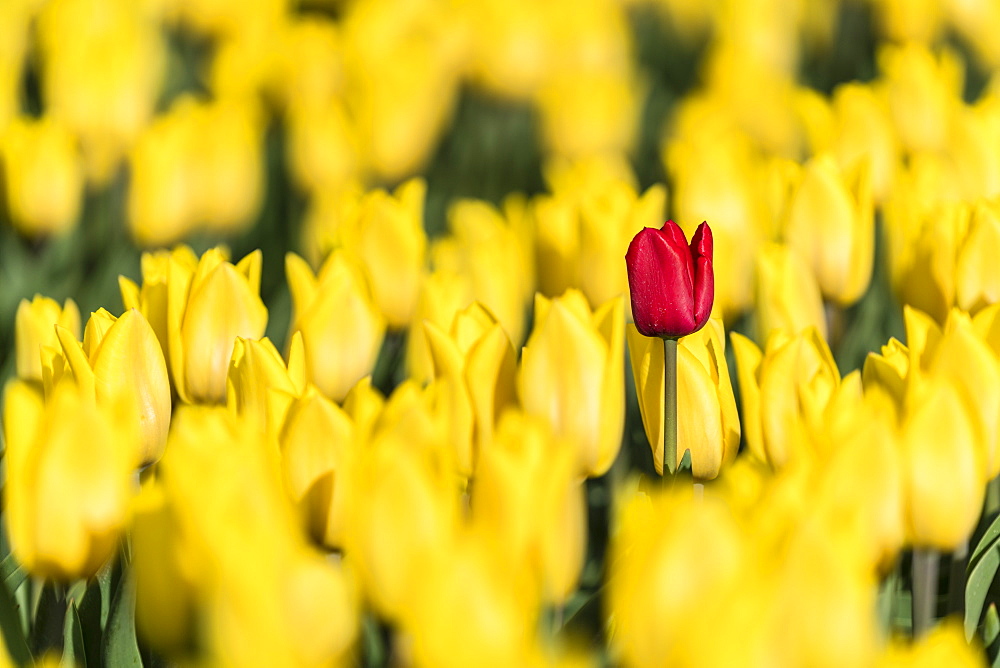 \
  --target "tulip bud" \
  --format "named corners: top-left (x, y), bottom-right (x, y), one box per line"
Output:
top-left (227, 333), bottom-right (307, 437)
top-left (423, 302), bottom-right (517, 474)
top-left (3, 379), bottom-right (136, 579)
top-left (15, 295), bottom-right (81, 383)
top-left (287, 250), bottom-right (386, 402)
top-left (519, 290), bottom-right (624, 477)
top-left (626, 318), bottom-right (740, 480)
top-left (754, 243), bottom-right (828, 341)
top-left (1, 115), bottom-right (84, 237)
top-left (625, 220), bottom-right (713, 339)
top-left (279, 387), bottom-right (356, 548)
